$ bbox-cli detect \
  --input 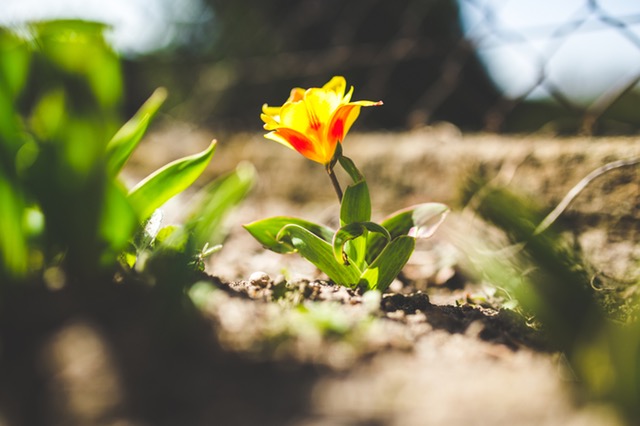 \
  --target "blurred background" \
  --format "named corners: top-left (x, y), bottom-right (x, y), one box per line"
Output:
top-left (2, 0), bottom-right (640, 135)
